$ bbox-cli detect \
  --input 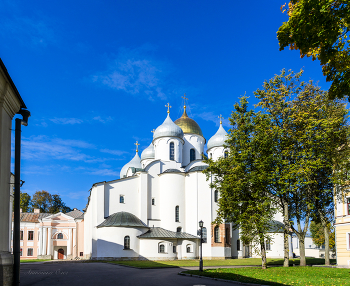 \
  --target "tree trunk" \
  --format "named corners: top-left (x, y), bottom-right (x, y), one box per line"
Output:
top-left (283, 200), bottom-right (290, 267)
top-left (299, 236), bottom-right (306, 266)
top-left (324, 224), bottom-right (330, 266)
top-left (260, 234), bottom-right (267, 269)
